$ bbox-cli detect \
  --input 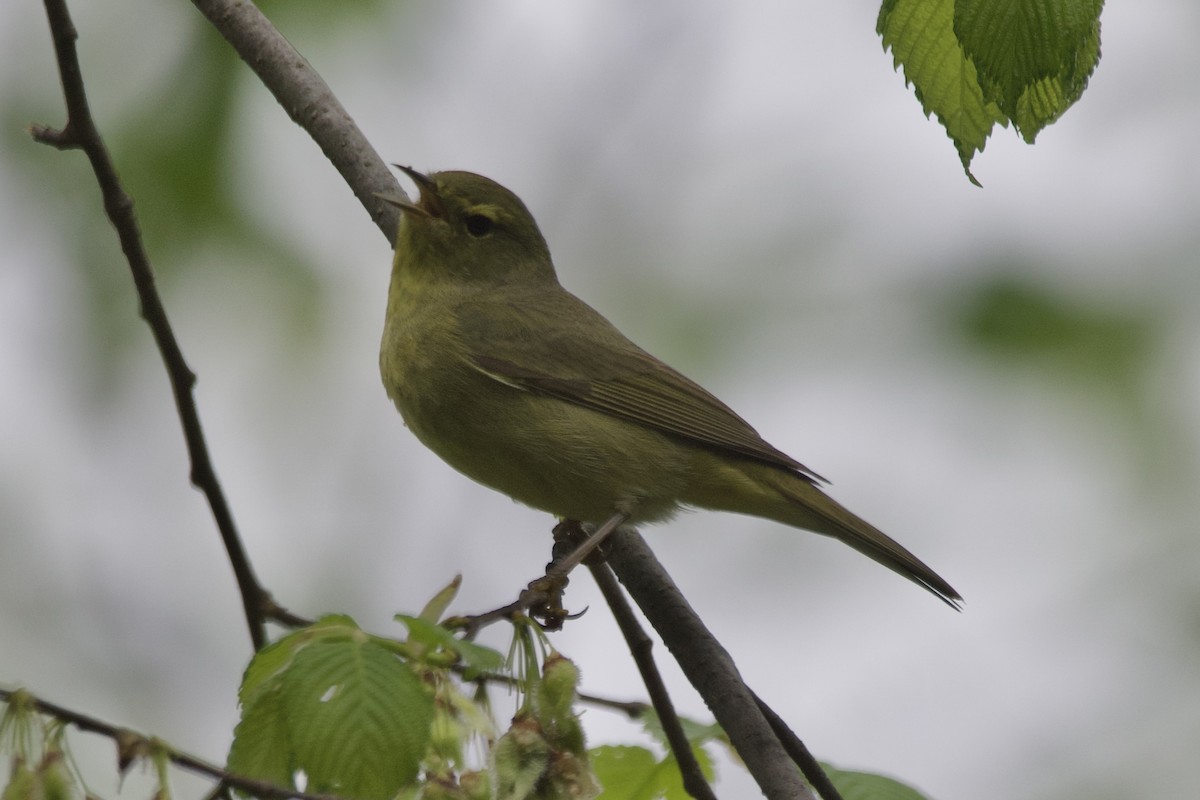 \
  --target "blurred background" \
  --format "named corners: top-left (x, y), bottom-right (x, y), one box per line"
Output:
top-left (2, 1), bottom-right (1198, 798)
